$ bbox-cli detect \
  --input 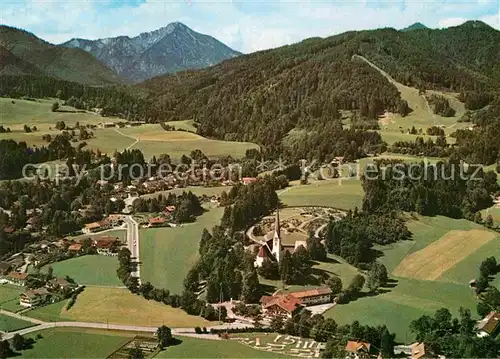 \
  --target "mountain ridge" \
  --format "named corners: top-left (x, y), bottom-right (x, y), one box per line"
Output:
top-left (400, 22), bottom-right (429, 32)
top-left (0, 25), bottom-right (125, 85)
top-left (61, 22), bottom-right (242, 83)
